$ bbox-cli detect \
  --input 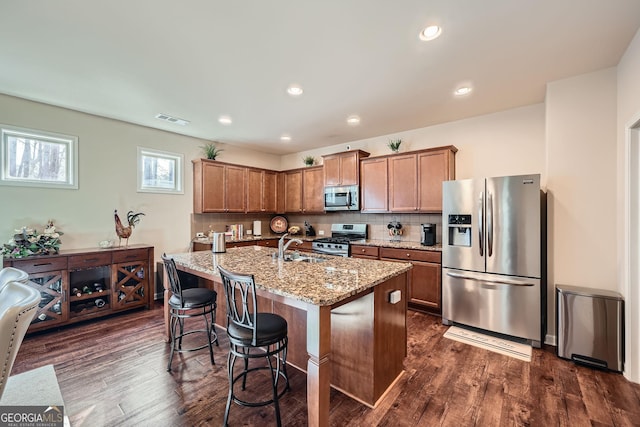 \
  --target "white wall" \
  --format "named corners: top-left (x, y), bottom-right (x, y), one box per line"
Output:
top-left (545, 68), bottom-right (618, 340)
top-left (281, 104), bottom-right (546, 180)
top-left (0, 94), bottom-right (280, 258)
top-left (617, 28), bottom-right (640, 383)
